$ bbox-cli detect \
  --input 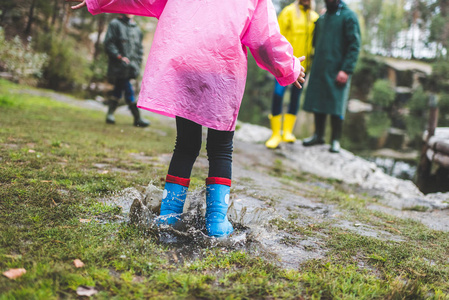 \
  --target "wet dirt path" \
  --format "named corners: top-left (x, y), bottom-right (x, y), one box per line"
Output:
top-left (20, 88), bottom-right (449, 269)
